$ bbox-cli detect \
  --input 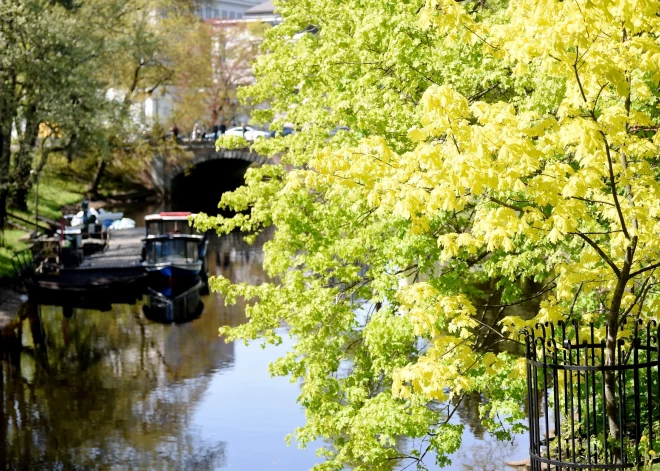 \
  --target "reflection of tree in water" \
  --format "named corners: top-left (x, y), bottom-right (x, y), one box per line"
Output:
top-left (0, 301), bottom-right (229, 470)
top-left (0, 228), bottom-right (273, 470)
top-left (449, 438), bottom-right (521, 471)
top-left (421, 391), bottom-right (526, 471)
top-left (455, 392), bottom-right (487, 439)
top-left (209, 227), bottom-right (273, 286)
